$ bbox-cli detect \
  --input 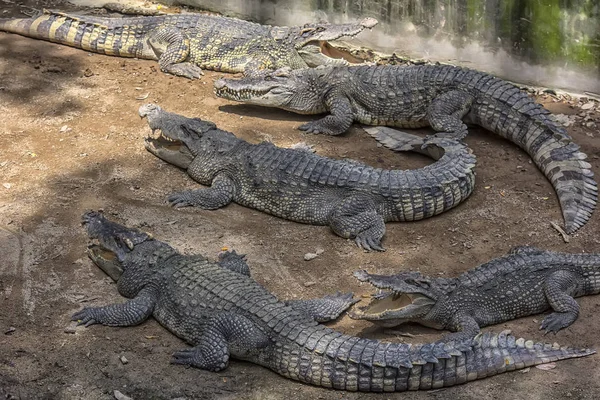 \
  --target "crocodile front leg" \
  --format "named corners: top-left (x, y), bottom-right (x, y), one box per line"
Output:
top-left (285, 292), bottom-right (359, 322)
top-left (426, 90), bottom-right (474, 140)
top-left (329, 196), bottom-right (386, 251)
top-left (299, 93), bottom-right (353, 135)
top-left (71, 285), bottom-right (158, 327)
top-left (171, 313), bottom-right (270, 371)
top-left (540, 270), bottom-right (581, 333)
top-left (440, 314), bottom-right (482, 350)
top-left (168, 174), bottom-right (234, 209)
top-left (147, 26), bottom-right (204, 79)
